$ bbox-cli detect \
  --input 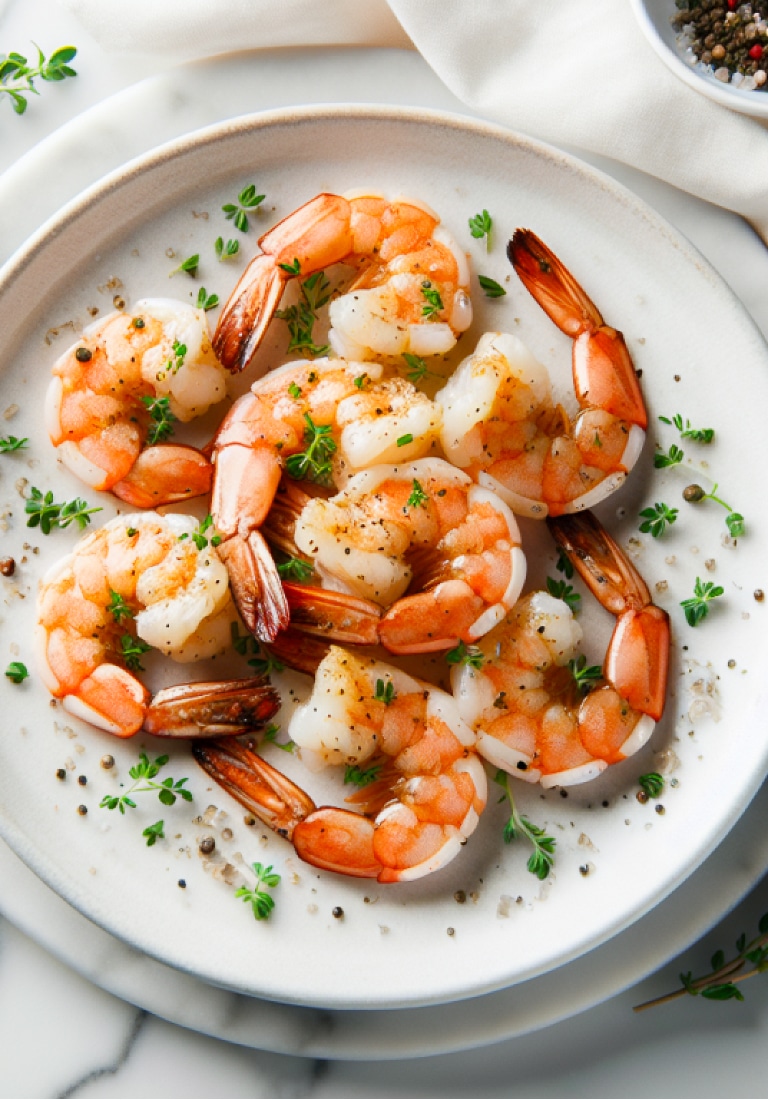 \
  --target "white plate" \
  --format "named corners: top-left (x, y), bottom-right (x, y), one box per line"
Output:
top-left (1, 105), bottom-right (767, 1011)
top-left (630, 0), bottom-right (768, 118)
